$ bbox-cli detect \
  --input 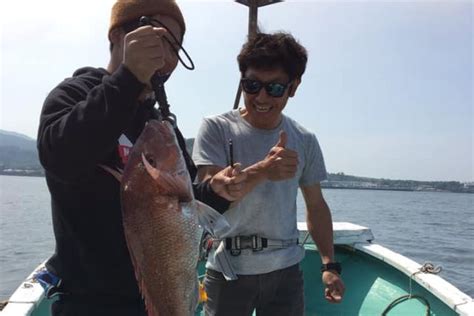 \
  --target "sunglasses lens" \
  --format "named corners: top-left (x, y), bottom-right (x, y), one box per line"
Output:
top-left (241, 79), bottom-right (288, 97)
top-left (241, 79), bottom-right (262, 94)
top-left (266, 83), bottom-right (286, 97)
